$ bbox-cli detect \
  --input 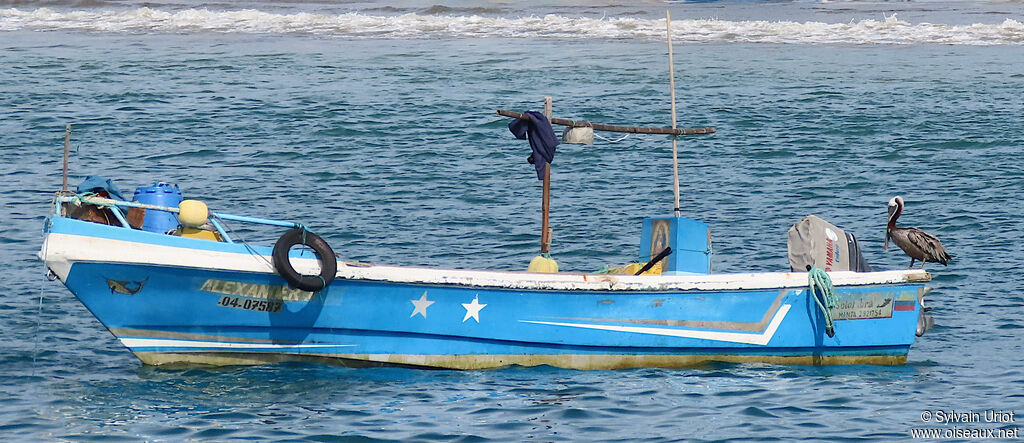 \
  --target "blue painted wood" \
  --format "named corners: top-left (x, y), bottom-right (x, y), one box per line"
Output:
top-left (639, 217), bottom-right (712, 274)
top-left (47, 216), bottom-right (925, 368)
